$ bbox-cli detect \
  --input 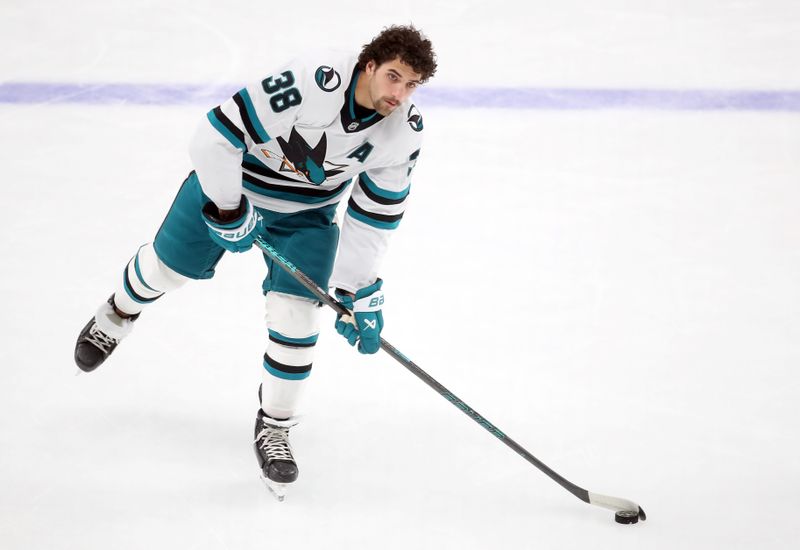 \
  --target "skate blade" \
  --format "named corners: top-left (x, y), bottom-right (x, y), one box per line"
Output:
top-left (259, 474), bottom-right (288, 502)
